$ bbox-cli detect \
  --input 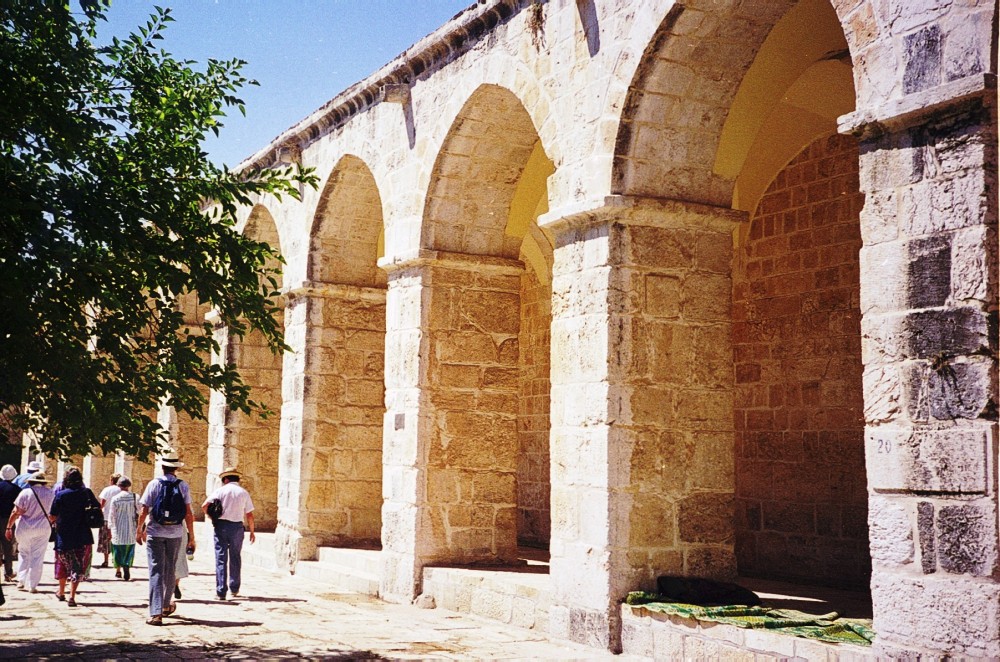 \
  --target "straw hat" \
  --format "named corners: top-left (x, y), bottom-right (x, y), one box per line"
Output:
top-left (219, 467), bottom-right (242, 480)
top-left (159, 449), bottom-right (184, 468)
top-left (25, 460), bottom-right (42, 472)
top-left (26, 472), bottom-right (50, 484)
